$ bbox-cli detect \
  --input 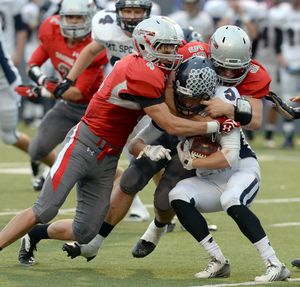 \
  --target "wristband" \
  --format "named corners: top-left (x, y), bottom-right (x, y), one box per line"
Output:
top-left (234, 98), bottom-right (252, 125)
top-left (28, 65), bottom-right (46, 85)
top-left (206, 121), bottom-right (219, 133)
